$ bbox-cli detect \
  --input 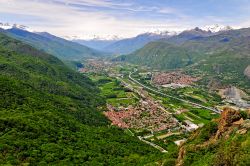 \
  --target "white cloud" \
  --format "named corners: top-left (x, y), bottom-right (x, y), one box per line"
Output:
top-left (0, 0), bottom-right (188, 38)
top-left (63, 0), bottom-right (132, 8)
top-left (0, 0), bottom-right (245, 39)
top-left (157, 7), bottom-right (177, 14)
